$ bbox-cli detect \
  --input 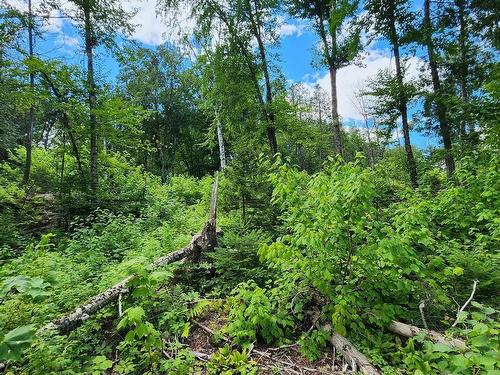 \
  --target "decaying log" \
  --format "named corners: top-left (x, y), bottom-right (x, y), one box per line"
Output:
top-left (388, 321), bottom-right (467, 350)
top-left (41, 244), bottom-right (190, 333)
top-left (323, 325), bottom-right (380, 375)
